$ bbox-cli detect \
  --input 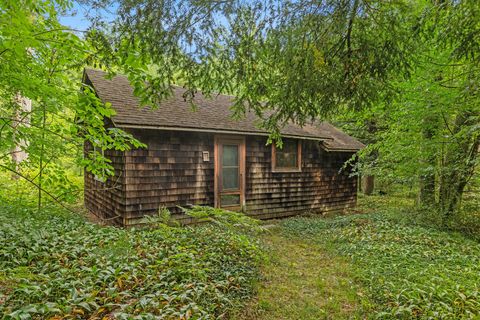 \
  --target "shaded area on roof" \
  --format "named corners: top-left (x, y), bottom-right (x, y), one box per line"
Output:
top-left (83, 68), bottom-right (365, 151)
